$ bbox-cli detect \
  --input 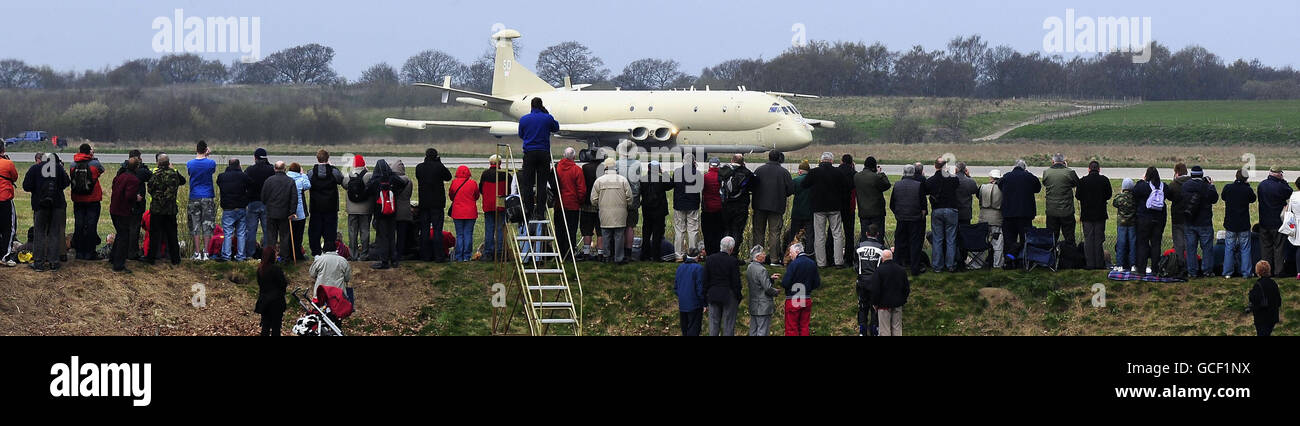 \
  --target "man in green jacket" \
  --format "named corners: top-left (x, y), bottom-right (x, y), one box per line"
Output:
top-left (1041, 153), bottom-right (1080, 244)
top-left (783, 160), bottom-right (814, 255)
top-left (854, 156), bottom-right (891, 241)
top-left (146, 154), bottom-right (186, 266)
